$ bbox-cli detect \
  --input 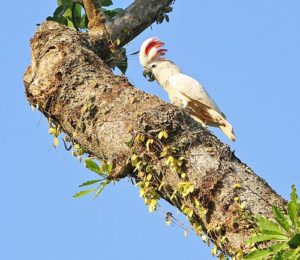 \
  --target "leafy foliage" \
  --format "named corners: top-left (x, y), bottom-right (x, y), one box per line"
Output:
top-left (102, 8), bottom-right (124, 19)
top-left (155, 5), bottom-right (173, 24)
top-left (244, 185), bottom-right (300, 259)
top-left (73, 158), bottom-right (112, 199)
top-left (46, 0), bottom-right (124, 30)
top-left (47, 0), bottom-right (88, 30)
top-left (100, 0), bottom-right (124, 18)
